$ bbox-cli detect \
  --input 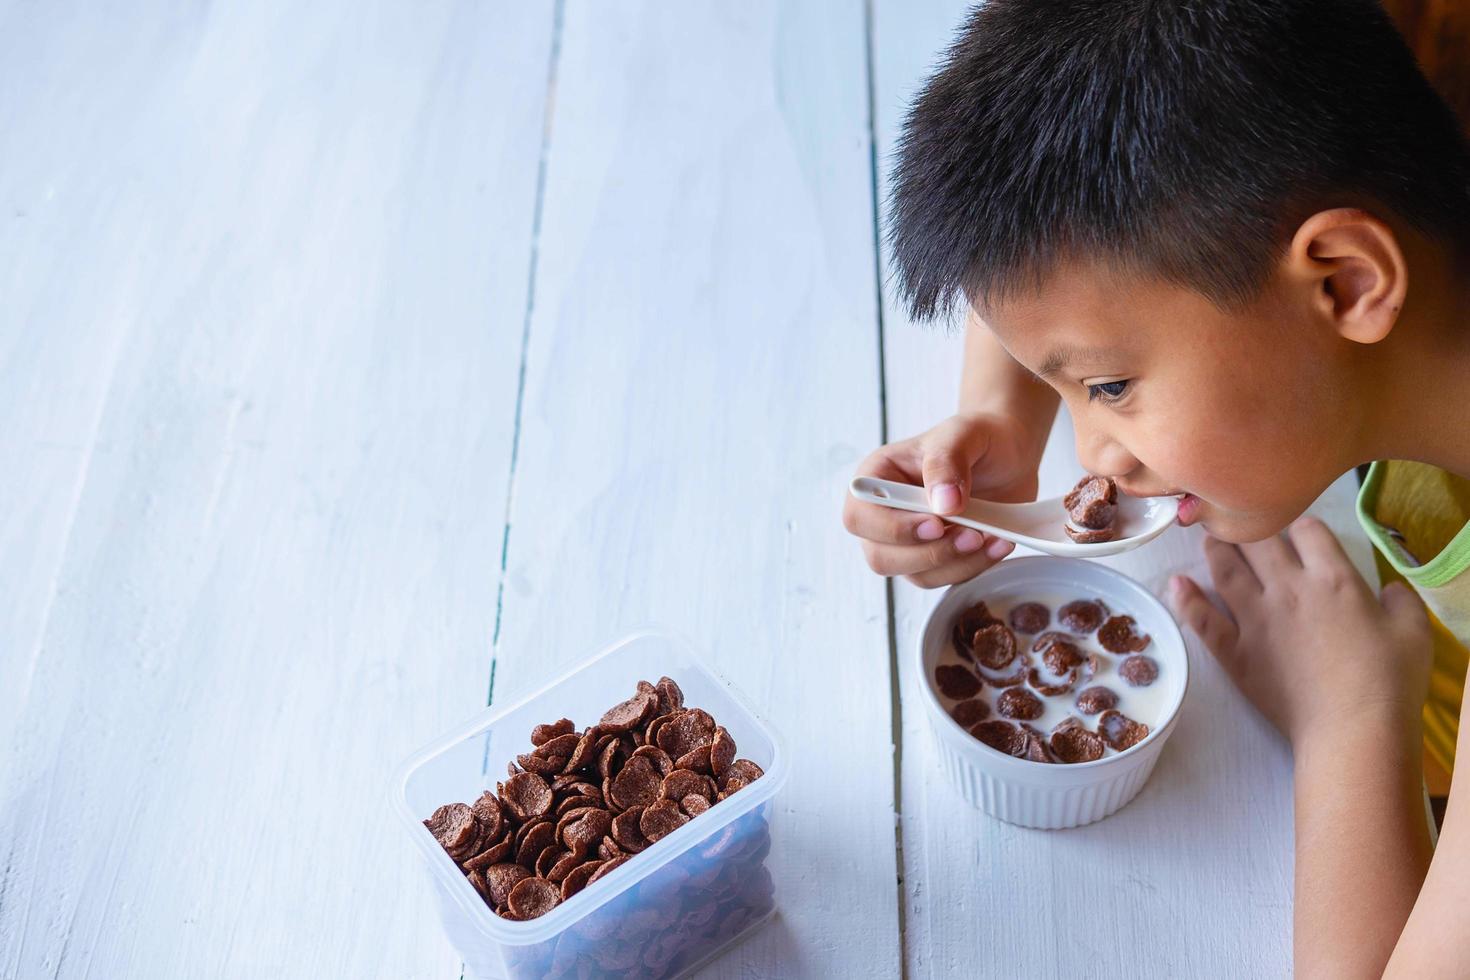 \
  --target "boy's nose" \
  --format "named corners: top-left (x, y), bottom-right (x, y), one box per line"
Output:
top-left (1073, 422), bottom-right (1138, 481)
